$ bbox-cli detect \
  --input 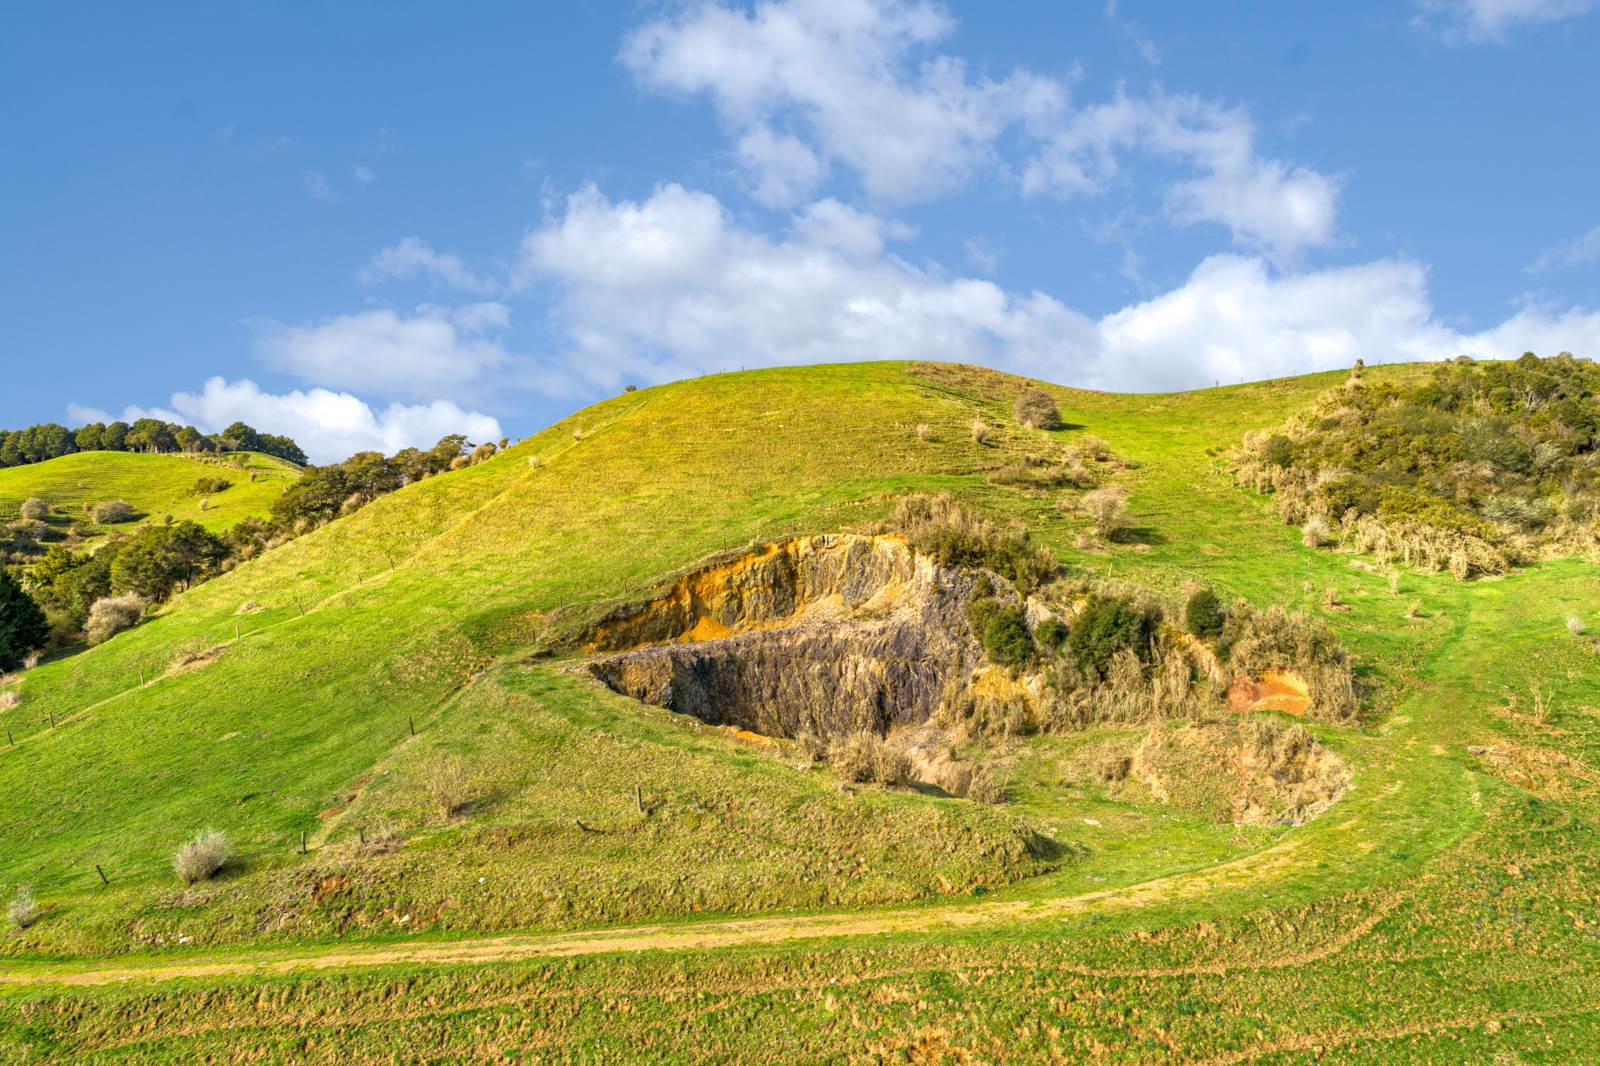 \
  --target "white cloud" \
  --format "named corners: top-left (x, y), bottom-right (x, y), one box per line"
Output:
top-left (359, 237), bottom-right (499, 294)
top-left (621, 0), bottom-right (1062, 204)
top-left (1415, 0), bottom-right (1596, 41)
top-left (1105, 0), bottom-right (1161, 65)
top-left (65, 403), bottom-right (112, 425)
top-left (353, 164), bottom-right (377, 184)
top-left (1529, 223), bottom-right (1600, 273)
top-left (124, 378), bottom-right (503, 465)
top-left (302, 169), bottom-right (333, 200)
top-left (517, 182), bottom-right (1600, 395)
top-left (737, 125), bottom-right (826, 207)
top-left (621, 2), bottom-right (1338, 259)
top-left (1024, 91), bottom-right (1342, 262)
top-left (252, 304), bottom-right (512, 402)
